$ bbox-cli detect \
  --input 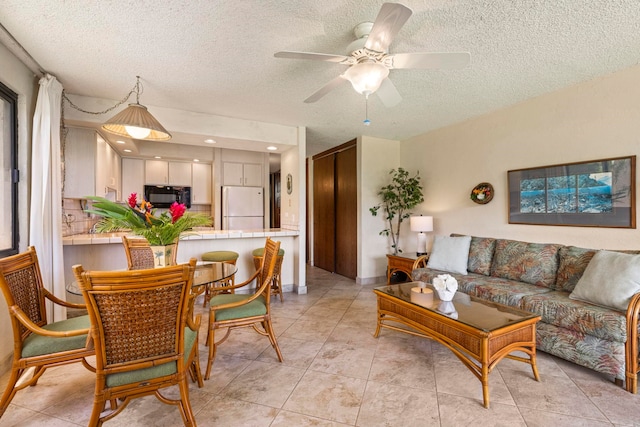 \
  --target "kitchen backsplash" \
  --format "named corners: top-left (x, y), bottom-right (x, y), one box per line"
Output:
top-left (62, 198), bottom-right (213, 236)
